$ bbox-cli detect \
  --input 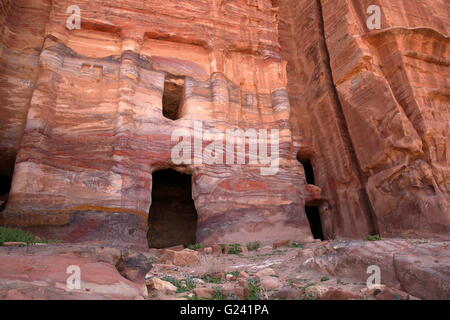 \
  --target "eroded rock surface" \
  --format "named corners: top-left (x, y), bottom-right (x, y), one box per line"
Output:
top-left (0, 244), bottom-right (151, 300)
top-left (0, 1), bottom-right (448, 247)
